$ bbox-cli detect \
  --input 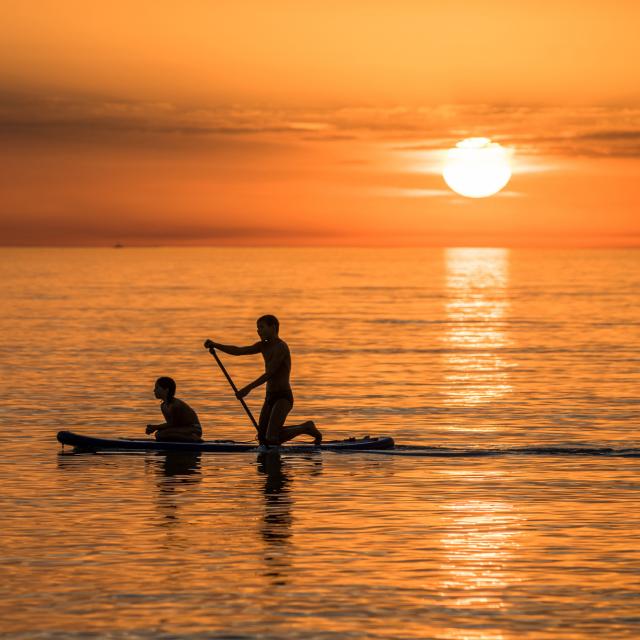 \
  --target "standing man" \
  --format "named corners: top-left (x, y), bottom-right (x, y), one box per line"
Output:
top-left (204, 315), bottom-right (322, 447)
